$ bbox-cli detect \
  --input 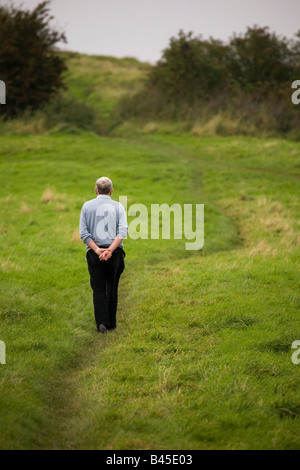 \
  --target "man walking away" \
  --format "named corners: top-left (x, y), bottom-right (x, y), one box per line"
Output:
top-left (79, 177), bottom-right (128, 333)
